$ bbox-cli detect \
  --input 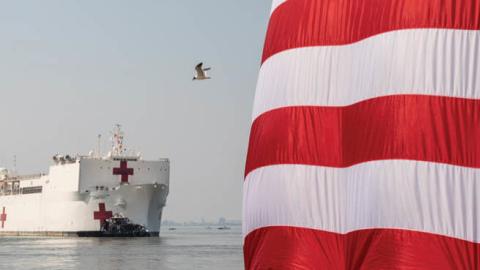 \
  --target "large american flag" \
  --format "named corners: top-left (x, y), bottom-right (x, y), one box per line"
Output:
top-left (244, 0), bottom-right (480, 269)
